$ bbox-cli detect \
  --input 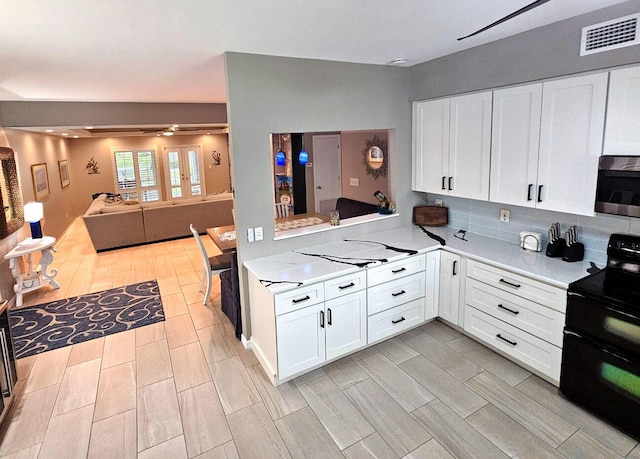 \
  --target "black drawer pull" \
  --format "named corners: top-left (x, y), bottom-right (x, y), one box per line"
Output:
top-left (537, 185), bottom-right (543, 203)
top-left (496, 334), bottom-right (517, 346)
top-left (320, 310), bottom-right (325, 328)
top-left (442, 176), bottom-right (446, 190)
top-left (527, 184), bottom-right (533, 201)
top-left (392, 317), bottom-right (406, 324)
top-left (327, 308), bottom-right (332, 326)
top-left (338, 282), bottom-right (355, 290)
top-left (448, 176), bottom-right (453, 191)
top-left (292, 295), bottom-right (311, 304)
top-left (391, 290), bottom-right (406, 297)
top-left (498, 304), bottom-right (520, 315)
top-left (499, 278), bottom-right (521, 289)
top-left (391, 267), bottom-right (407, 274)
